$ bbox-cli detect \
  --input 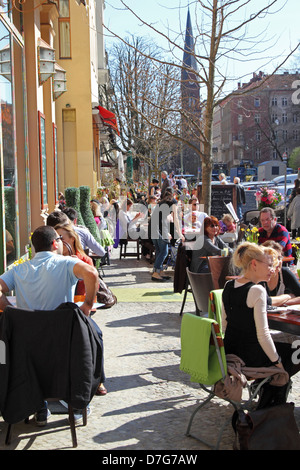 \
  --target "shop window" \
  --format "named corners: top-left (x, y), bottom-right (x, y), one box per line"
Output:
top-left (58, 0), bottom-right (71, 58)
top-left (53, 124), bottom-right (59, 203)
top-left (0, 19), bottom-right (30, 270)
